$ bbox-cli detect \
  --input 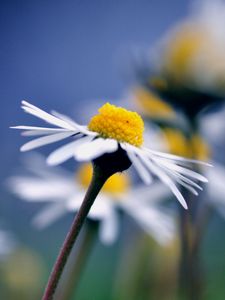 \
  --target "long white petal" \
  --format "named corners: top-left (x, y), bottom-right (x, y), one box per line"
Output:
top-left (128, 182), bottom-right (172, 204)
top-left (99, 210), bottom-right (119, 245)
top-left (8, 177), bottom-right (74, 201)
top-left (74, 138), bottom-right (118, 161)
top-left (11, 126), bottom-right (70, 132)
top-left (165, 168), bottom-right (203, 191)
top-left (51, 110), bottom-right (97, 136)
top-left (123, 202), bottom-right (175, 245)
top-left (20, 132), bottom-right (74, 152)
top-left (144, 147), bottom-right (212, 167)
top-left (155, 158), bottom-right (208, 182)
top-left (21, 100), bottom-right (77, 130)
top-left (47, 136), bottom-right (94, 165)
top-left (11, 125), bottom-right (74, 137)
top-left (139, 155), bottom-right (188, 209)
top-left (121, 143), bottom-right (152, 184)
